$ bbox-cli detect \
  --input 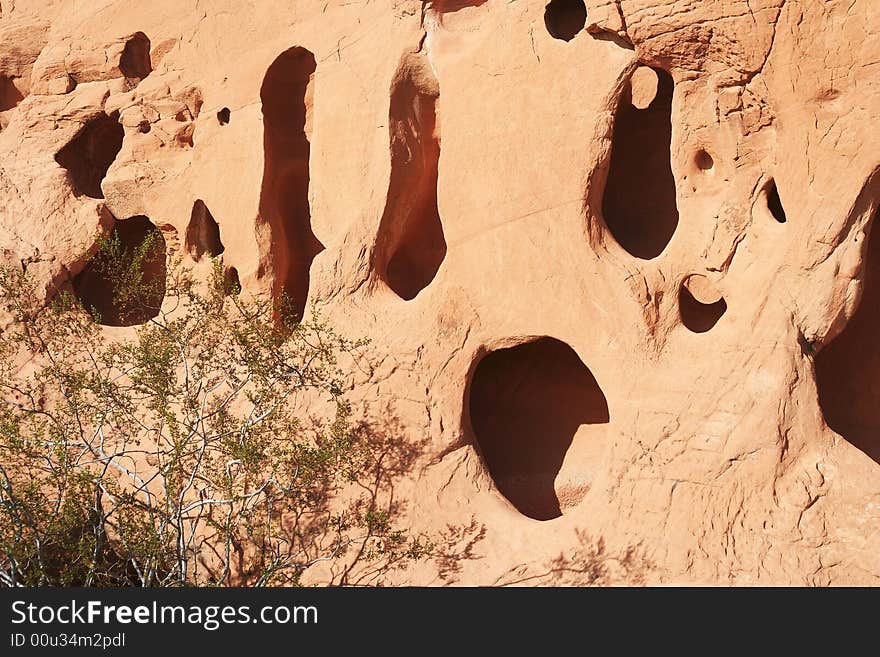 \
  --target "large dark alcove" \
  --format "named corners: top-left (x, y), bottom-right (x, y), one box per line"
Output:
top-left (815, 209), bottom-right (880, 465)
top-left (468, 337), bottom-right (609, 520)
top-left (55, 113), bottom-right (124, 200)
top-left (74, 215), bottom-right (167, 326)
